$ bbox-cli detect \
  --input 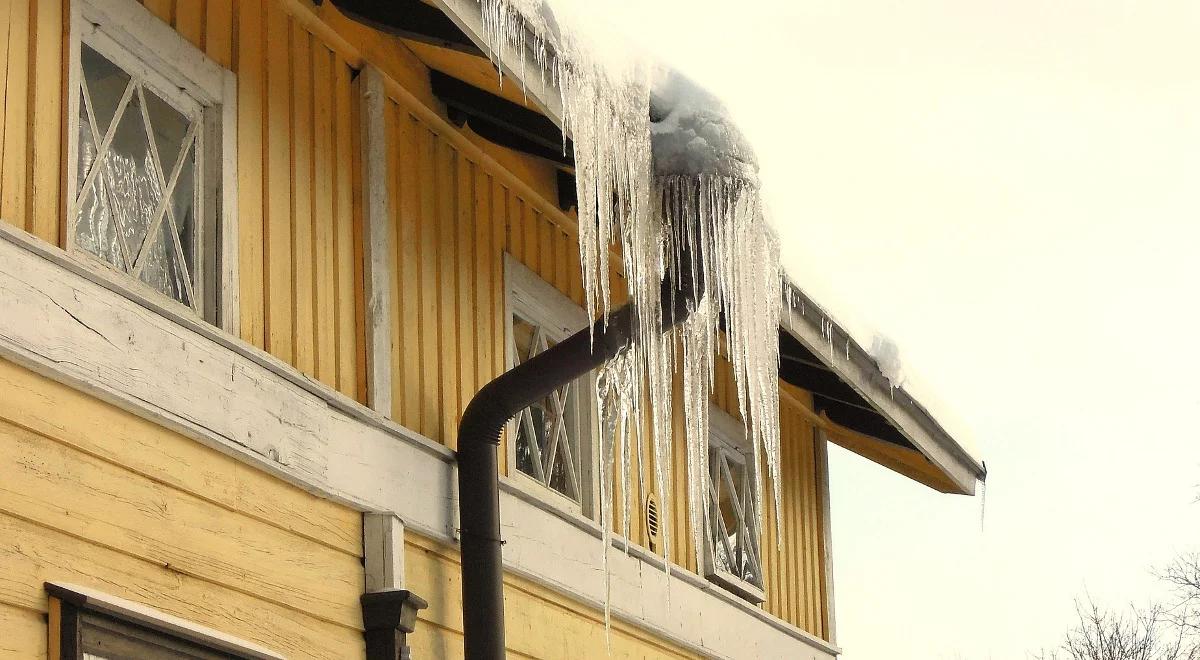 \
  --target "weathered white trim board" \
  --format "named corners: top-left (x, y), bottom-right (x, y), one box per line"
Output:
top-left (358, 65), bottom-right (394, 416)
top-left (364, 513), bottom-right (406, 593)
top-left (782, 291), bottom-right (984, 495)
top-left (816, 428), bottom-right (838, 646)
top-left (0, 225), bottom-right (837, 659)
